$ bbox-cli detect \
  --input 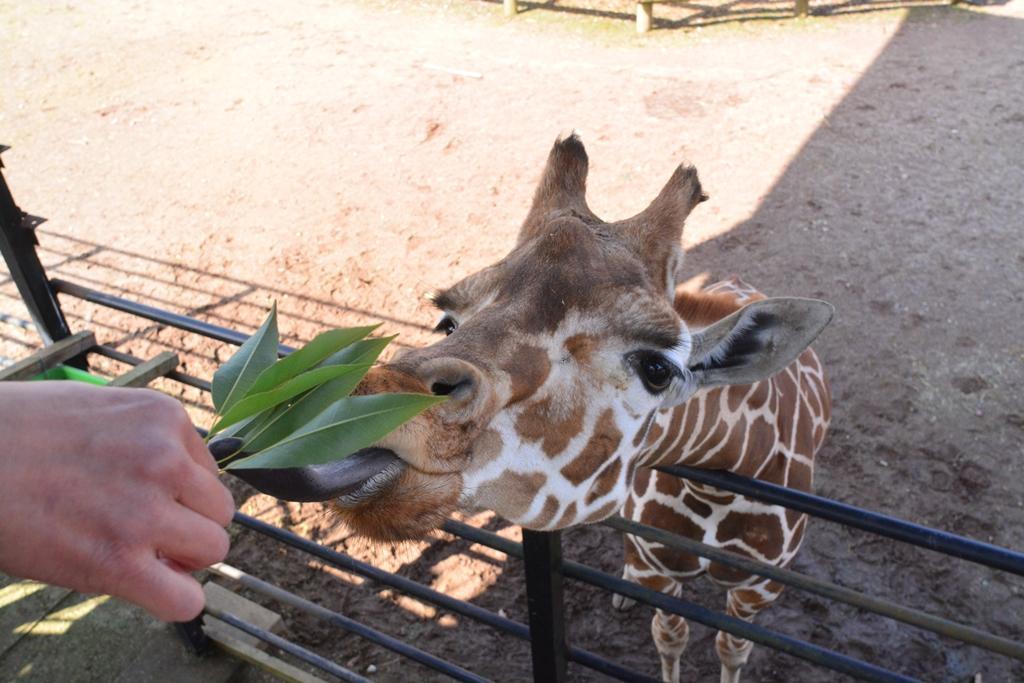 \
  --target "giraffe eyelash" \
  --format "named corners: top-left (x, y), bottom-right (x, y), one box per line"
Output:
top-left (434, 313), bottom-right (459, 336)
